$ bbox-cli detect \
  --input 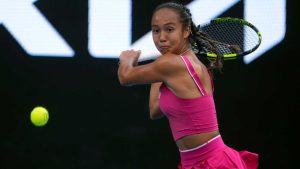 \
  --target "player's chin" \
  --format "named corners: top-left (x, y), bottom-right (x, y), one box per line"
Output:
top-left (159, 49), bottom-right (169, 55)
